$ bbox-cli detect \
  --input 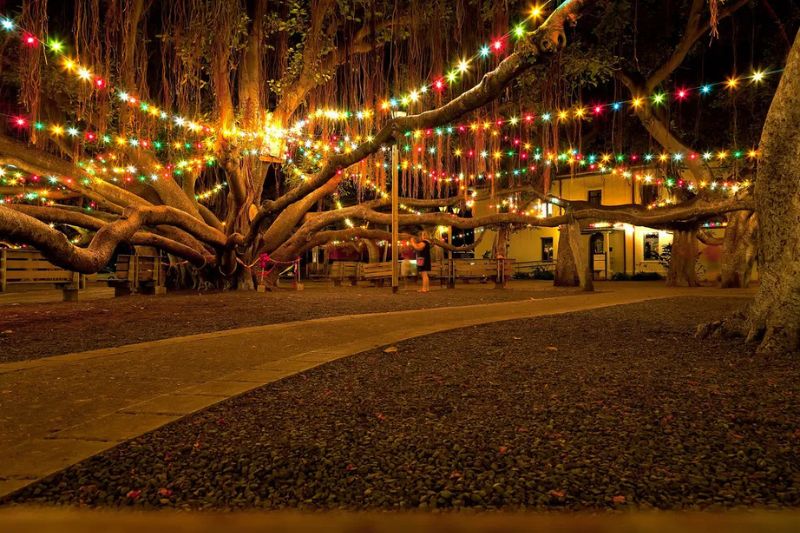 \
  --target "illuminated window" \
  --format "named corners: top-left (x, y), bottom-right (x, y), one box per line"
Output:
top-left (541, 237), bottom-right (554, 261)
top-left (643, 233), bottom-right (660, 260)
